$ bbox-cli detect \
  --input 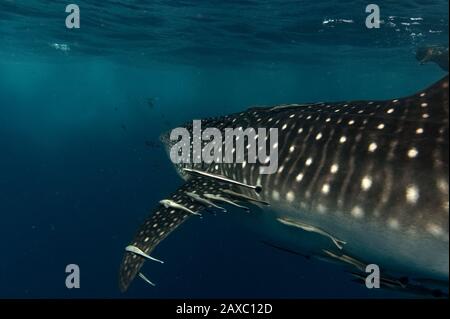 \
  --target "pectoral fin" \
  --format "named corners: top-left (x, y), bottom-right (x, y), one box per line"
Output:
top-left (118, 176), bottom-right (258, 292)
top-left (119, 176), bottom-right (229, 292)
